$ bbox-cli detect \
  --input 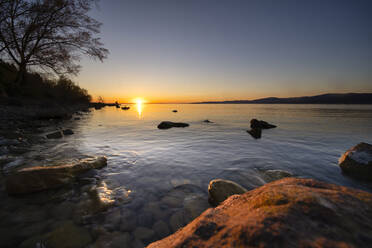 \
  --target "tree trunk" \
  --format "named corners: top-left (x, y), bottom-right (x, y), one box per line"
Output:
top-left (15, 63), bottom-right (26, 86)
